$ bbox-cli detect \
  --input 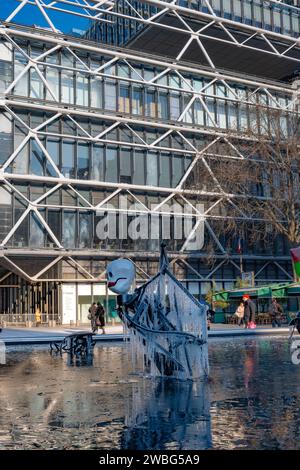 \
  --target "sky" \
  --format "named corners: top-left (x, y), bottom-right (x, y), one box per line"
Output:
top-left (0, 0), bottom-right (91, 35)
